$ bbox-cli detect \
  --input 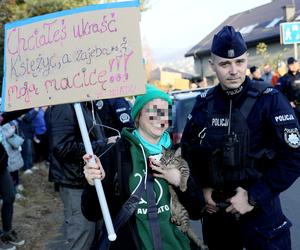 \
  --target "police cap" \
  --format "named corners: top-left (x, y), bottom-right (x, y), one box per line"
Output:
top-left (287, 57), bottom-right (297, 65)
top-left (211, 26), bottom-right (247, 58)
